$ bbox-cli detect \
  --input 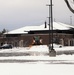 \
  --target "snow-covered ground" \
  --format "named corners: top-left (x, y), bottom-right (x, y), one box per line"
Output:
top-left (0, 45), bottom-right (74, 53)
top-left (0, 45), bottom-right (74, 75)
top-left (0, 63), bottom-right (74, 75)
top-left (0, 45), bottom-right (73, 63)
